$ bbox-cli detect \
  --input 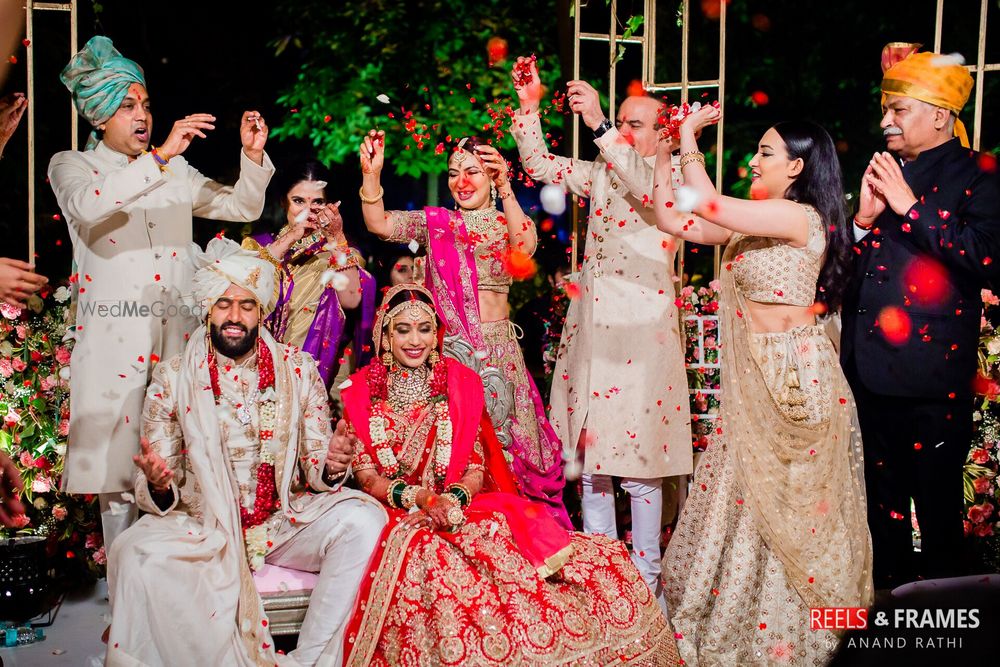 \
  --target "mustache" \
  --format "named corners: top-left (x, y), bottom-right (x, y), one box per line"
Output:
top-left (883, 127), bottom-right (903, 136)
